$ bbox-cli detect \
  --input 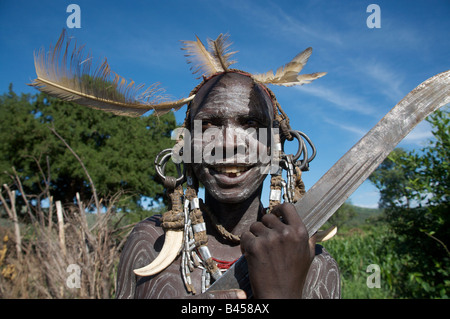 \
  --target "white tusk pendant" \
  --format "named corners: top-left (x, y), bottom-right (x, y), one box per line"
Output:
top-left (133, 230), bottom-right (184, 277)
top-left (315, 226), bottom-right (337, 242)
